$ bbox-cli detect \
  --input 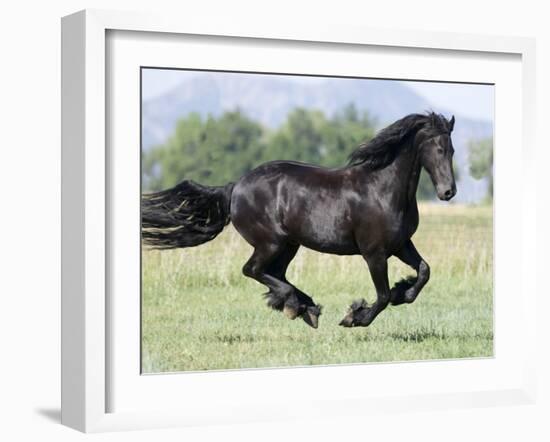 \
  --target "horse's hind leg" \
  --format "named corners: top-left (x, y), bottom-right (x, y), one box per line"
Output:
top-left (243, 243), bottom-right (321, 328)
top-left (242, 243), bottom-right (292, 306)
top-left (267, 244), bottom-right (322, 328)
top-left (390, 240), bottom-right (430, 306)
